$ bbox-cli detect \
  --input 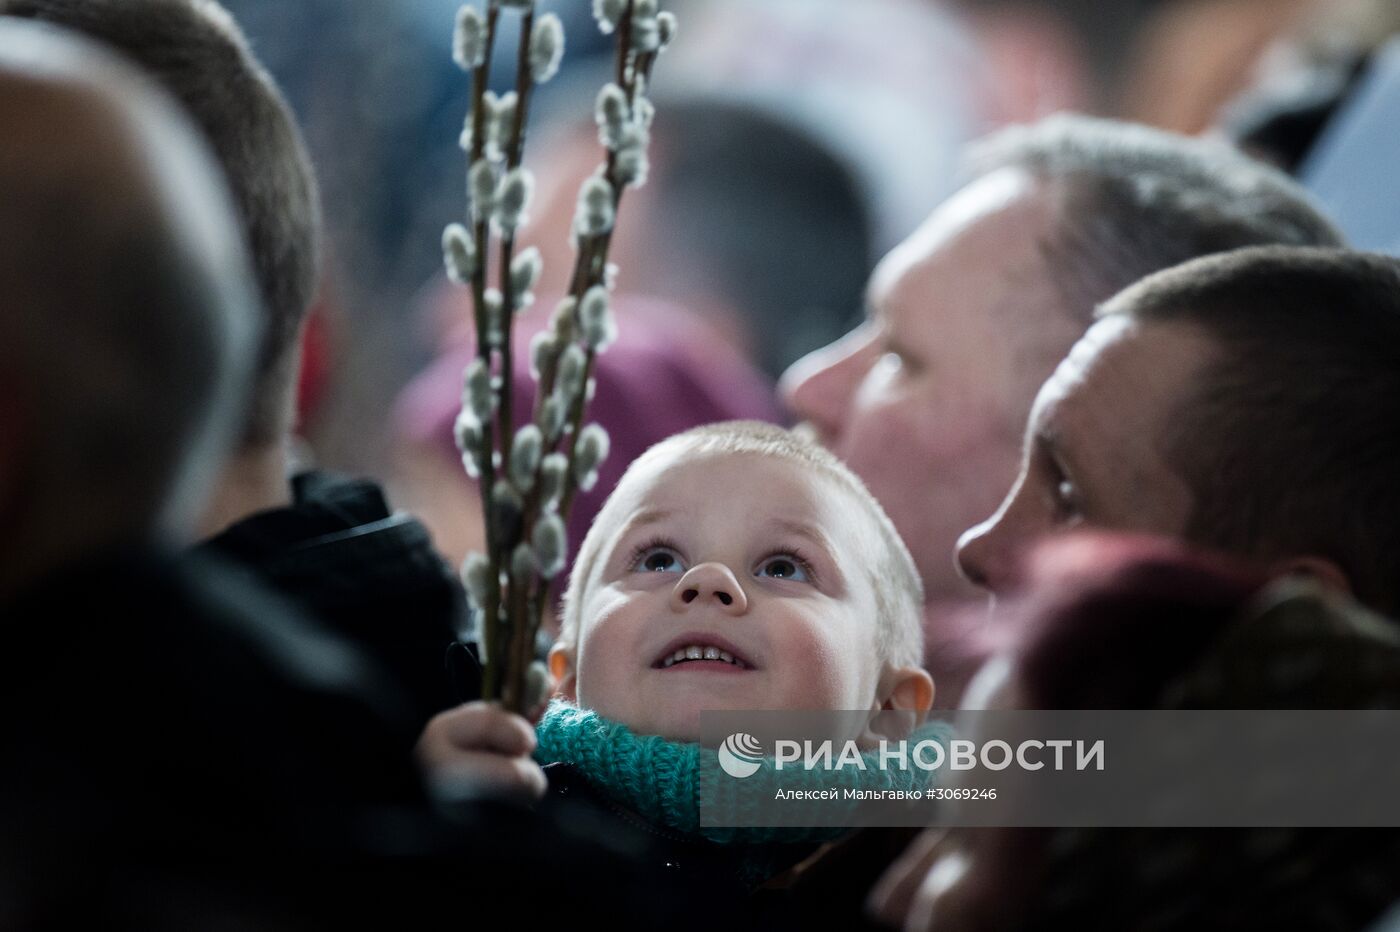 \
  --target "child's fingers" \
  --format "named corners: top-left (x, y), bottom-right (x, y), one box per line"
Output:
top-left (415, 704), bottom-right (549, 803)
top-left (443, 703), bottom-right (537, 755)
top-left (431, 750), bottom-right (549, 802)
top-left (419, 701), bottom-right (537, 763)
